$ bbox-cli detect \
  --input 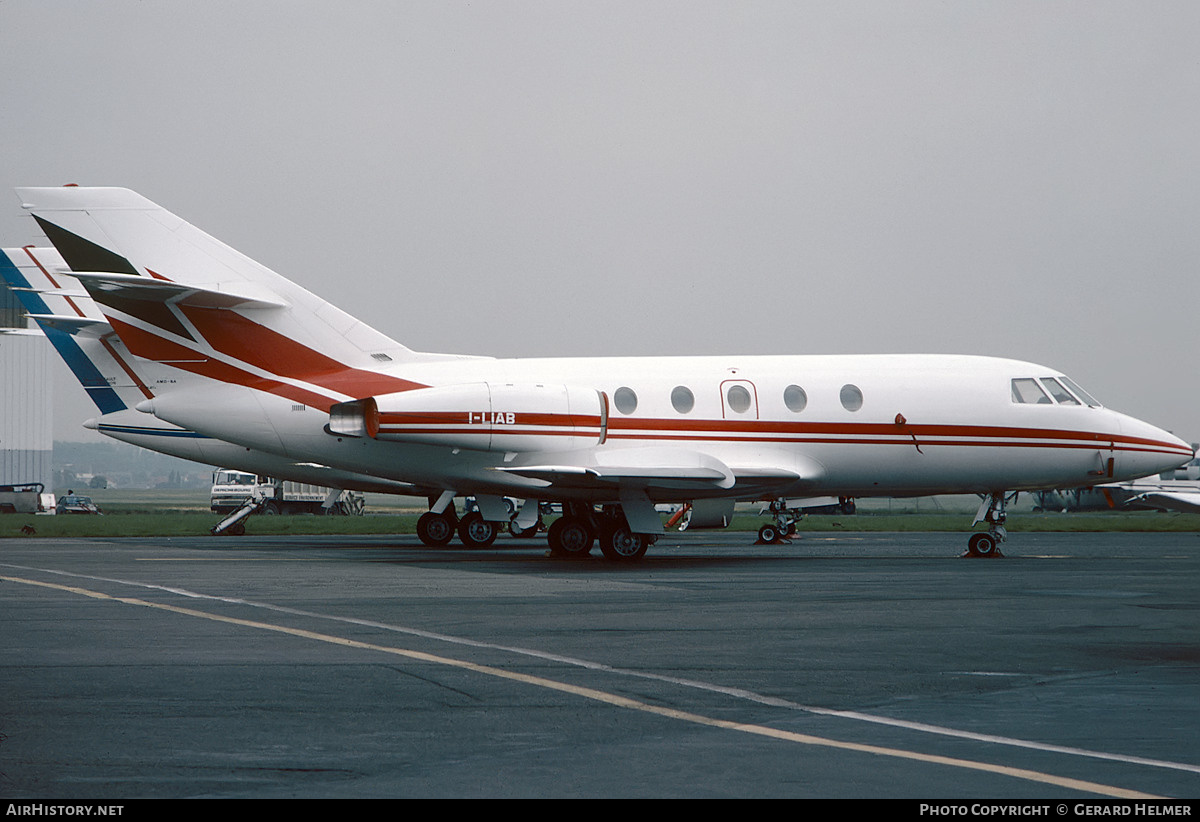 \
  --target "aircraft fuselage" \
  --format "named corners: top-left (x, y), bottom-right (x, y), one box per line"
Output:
top-left (139, 352), bottom-right (1190, 504)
